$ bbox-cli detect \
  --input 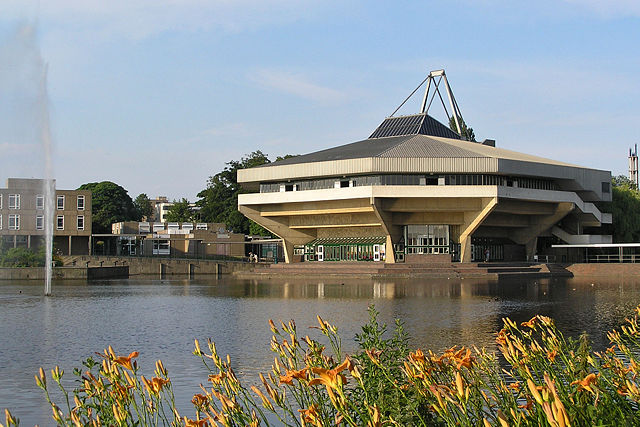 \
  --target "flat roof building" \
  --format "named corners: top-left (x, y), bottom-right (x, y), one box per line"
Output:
top-left (237, 76), bottom-right (612, 264)
top-left (0, 178), bottom-right (92, 255)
